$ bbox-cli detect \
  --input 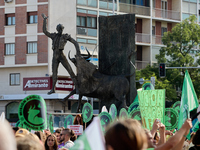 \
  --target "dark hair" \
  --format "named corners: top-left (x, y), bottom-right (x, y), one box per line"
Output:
top-left (63, 128), bottom-right (77, 142)
top-left (73, 114), bottom-right (83, 125)
top-left (44, 134), bottom-right (58, 150)
top-left (105, 119), bottom-right (147, 150)
top-left (13, 127), bottom-right (20, 133)
top-left (192, 129), bottom-right (200, 145)
top-left (35, 131), bottom-right (46, 144)
top-left (54, 128), bottom-right (62, 134)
